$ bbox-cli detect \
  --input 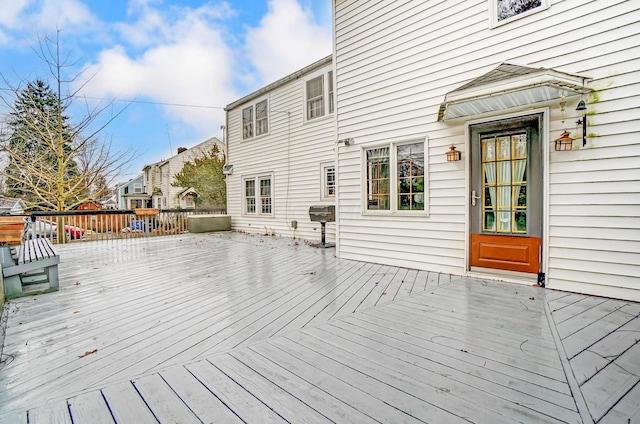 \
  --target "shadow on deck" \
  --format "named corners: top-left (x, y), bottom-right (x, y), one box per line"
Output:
top-left (0, 233), bottom-right (638, 423)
